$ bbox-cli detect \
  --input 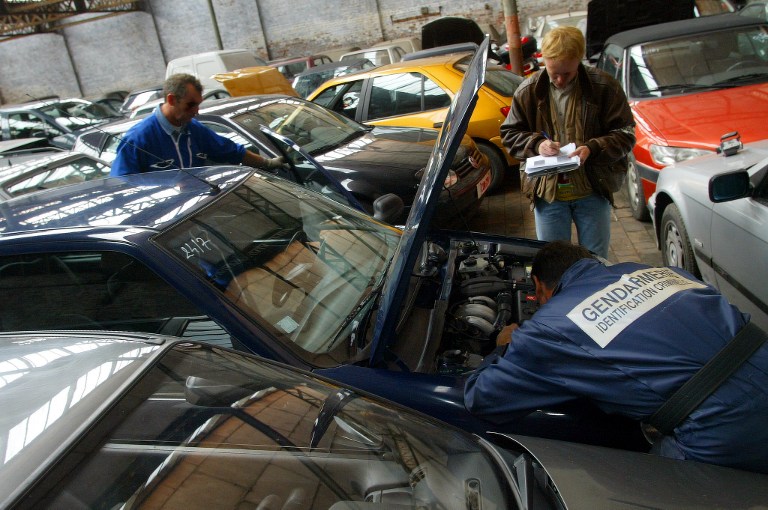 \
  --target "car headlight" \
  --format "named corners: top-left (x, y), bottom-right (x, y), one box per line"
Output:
top-left (649, 144), bottom-right (713, 166)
